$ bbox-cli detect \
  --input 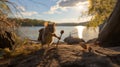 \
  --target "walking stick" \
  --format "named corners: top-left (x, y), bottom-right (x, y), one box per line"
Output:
top-left (56, 30), bottom-right (64, 48)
